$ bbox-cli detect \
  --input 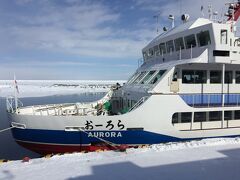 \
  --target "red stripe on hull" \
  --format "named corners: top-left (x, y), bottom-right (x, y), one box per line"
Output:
top-left (16, 141), bottom-right (130, 155)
